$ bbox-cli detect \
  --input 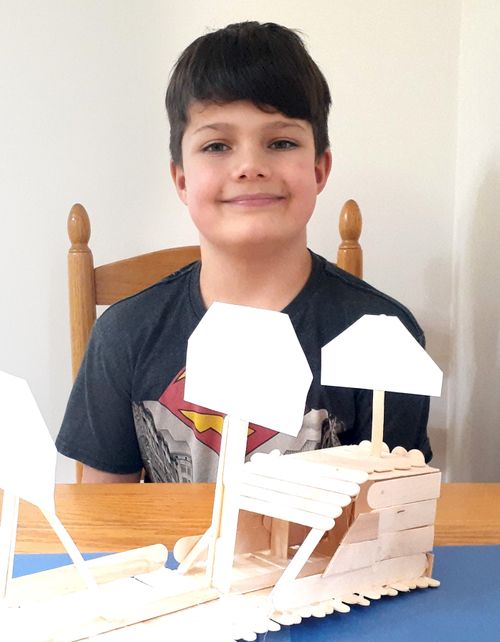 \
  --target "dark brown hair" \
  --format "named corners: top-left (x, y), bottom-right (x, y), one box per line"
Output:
top-left (165, 21), bottom-right (331, 165)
